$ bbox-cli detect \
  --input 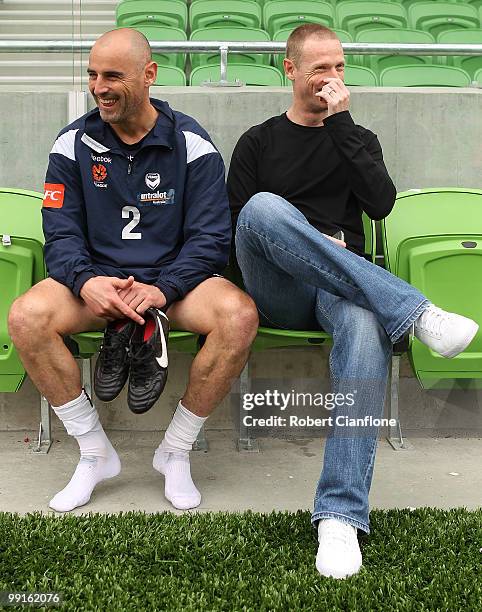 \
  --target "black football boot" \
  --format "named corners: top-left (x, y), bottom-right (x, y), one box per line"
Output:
top-left (127, 308), bottom-right (169, 414)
